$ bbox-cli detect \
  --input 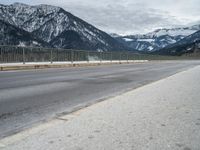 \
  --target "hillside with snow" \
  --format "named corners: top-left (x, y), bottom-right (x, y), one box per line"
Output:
top-left (115, 25), bottom-right (200, 52)
top-left (0, 19), bottom-right (48, 47)
top-left (157, 30), bottom-right (200, 55)
top-left (0, 3), bottom-right (127, 51)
